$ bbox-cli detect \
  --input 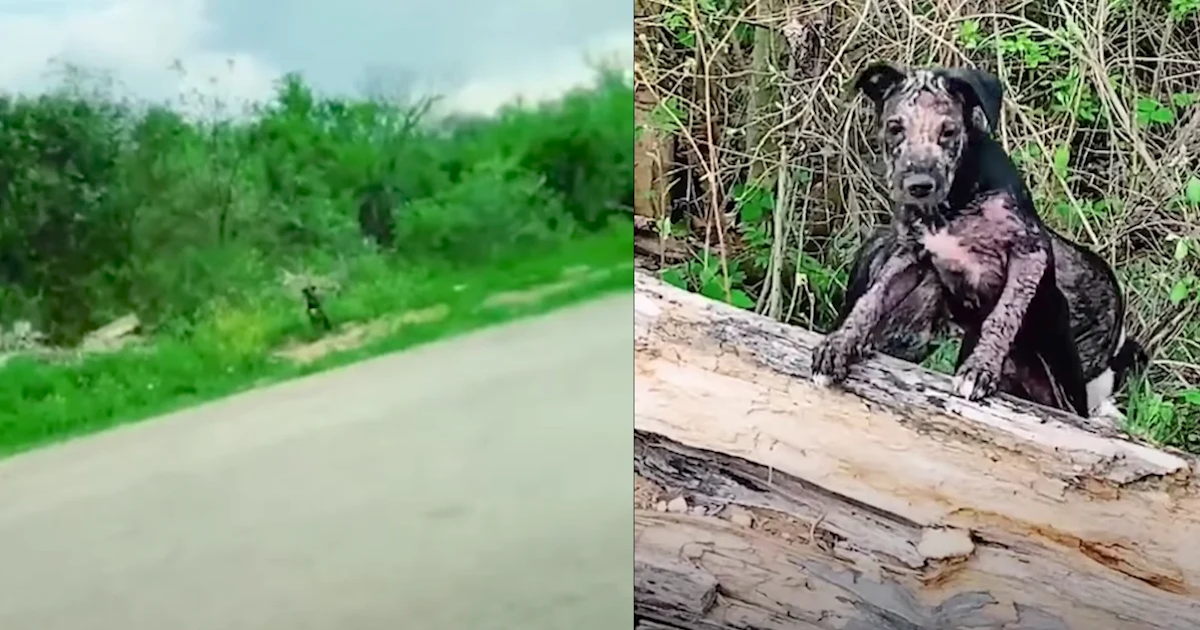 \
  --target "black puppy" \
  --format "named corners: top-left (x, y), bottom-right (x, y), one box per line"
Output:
top-left (302, 285), bottom-right (333, 332)
top-left (835, 63), bottom-right (1148, 420)
top-left (811, 63), bottom-right (1092, 415)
